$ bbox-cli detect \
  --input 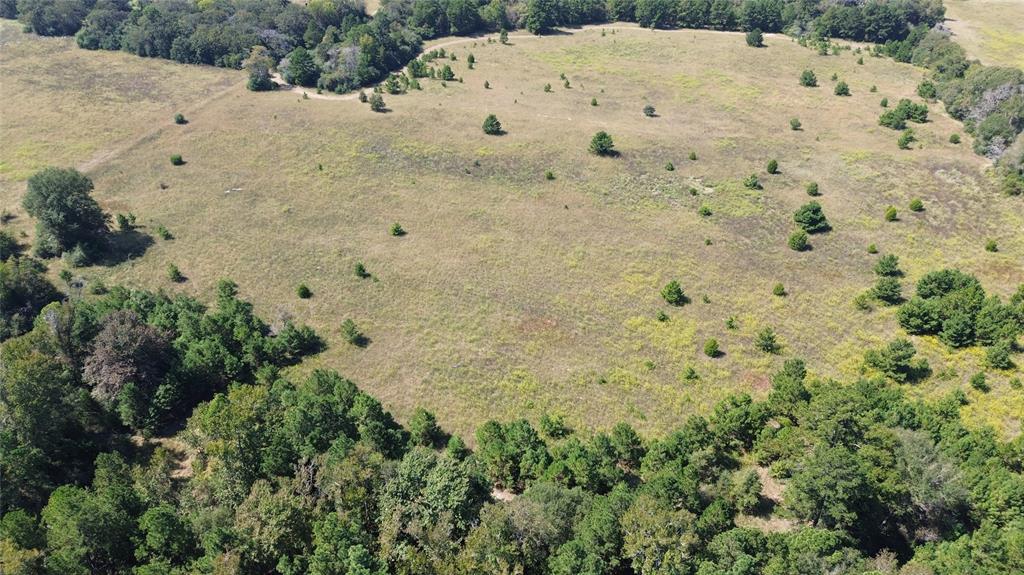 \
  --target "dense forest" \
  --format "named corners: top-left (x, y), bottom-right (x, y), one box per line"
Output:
top-left (2, 168), bottom-right (1024, 575)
